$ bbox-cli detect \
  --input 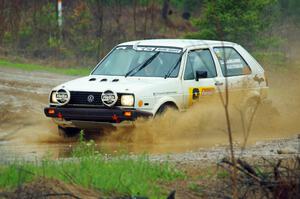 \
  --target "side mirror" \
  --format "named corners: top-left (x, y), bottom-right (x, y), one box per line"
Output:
top-left (195, 70), bottom-right (208, 81)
